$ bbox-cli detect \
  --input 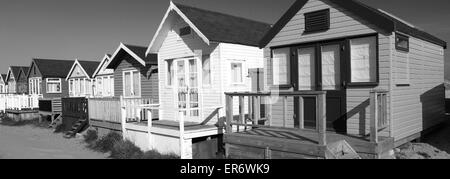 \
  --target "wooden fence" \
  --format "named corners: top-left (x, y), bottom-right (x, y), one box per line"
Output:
top-left (0, 94), bottom-right (41, 111)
